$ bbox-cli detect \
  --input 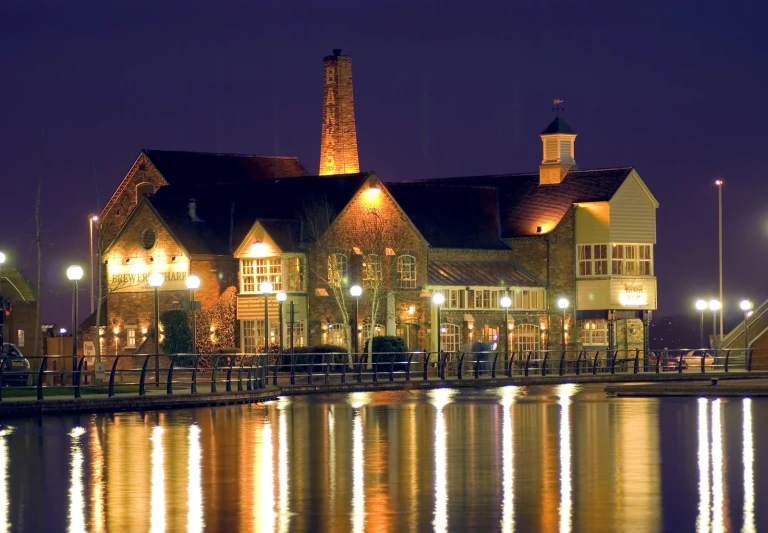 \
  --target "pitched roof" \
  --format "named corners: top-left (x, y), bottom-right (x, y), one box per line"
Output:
top-left (541, 117), bottom-right (576, 135)
top-left (386, 183), bottom-right (507, 249)
top-left (143, 149), bottom-right (309, 186)
top-left (0, 267), bottom-right (36, 302)
top-left (428, 260), bottom-right (543, 287)
top-left (412, 167), bottom-right (633, 237)
top-left (147, 173), bottom-right (372, 255)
